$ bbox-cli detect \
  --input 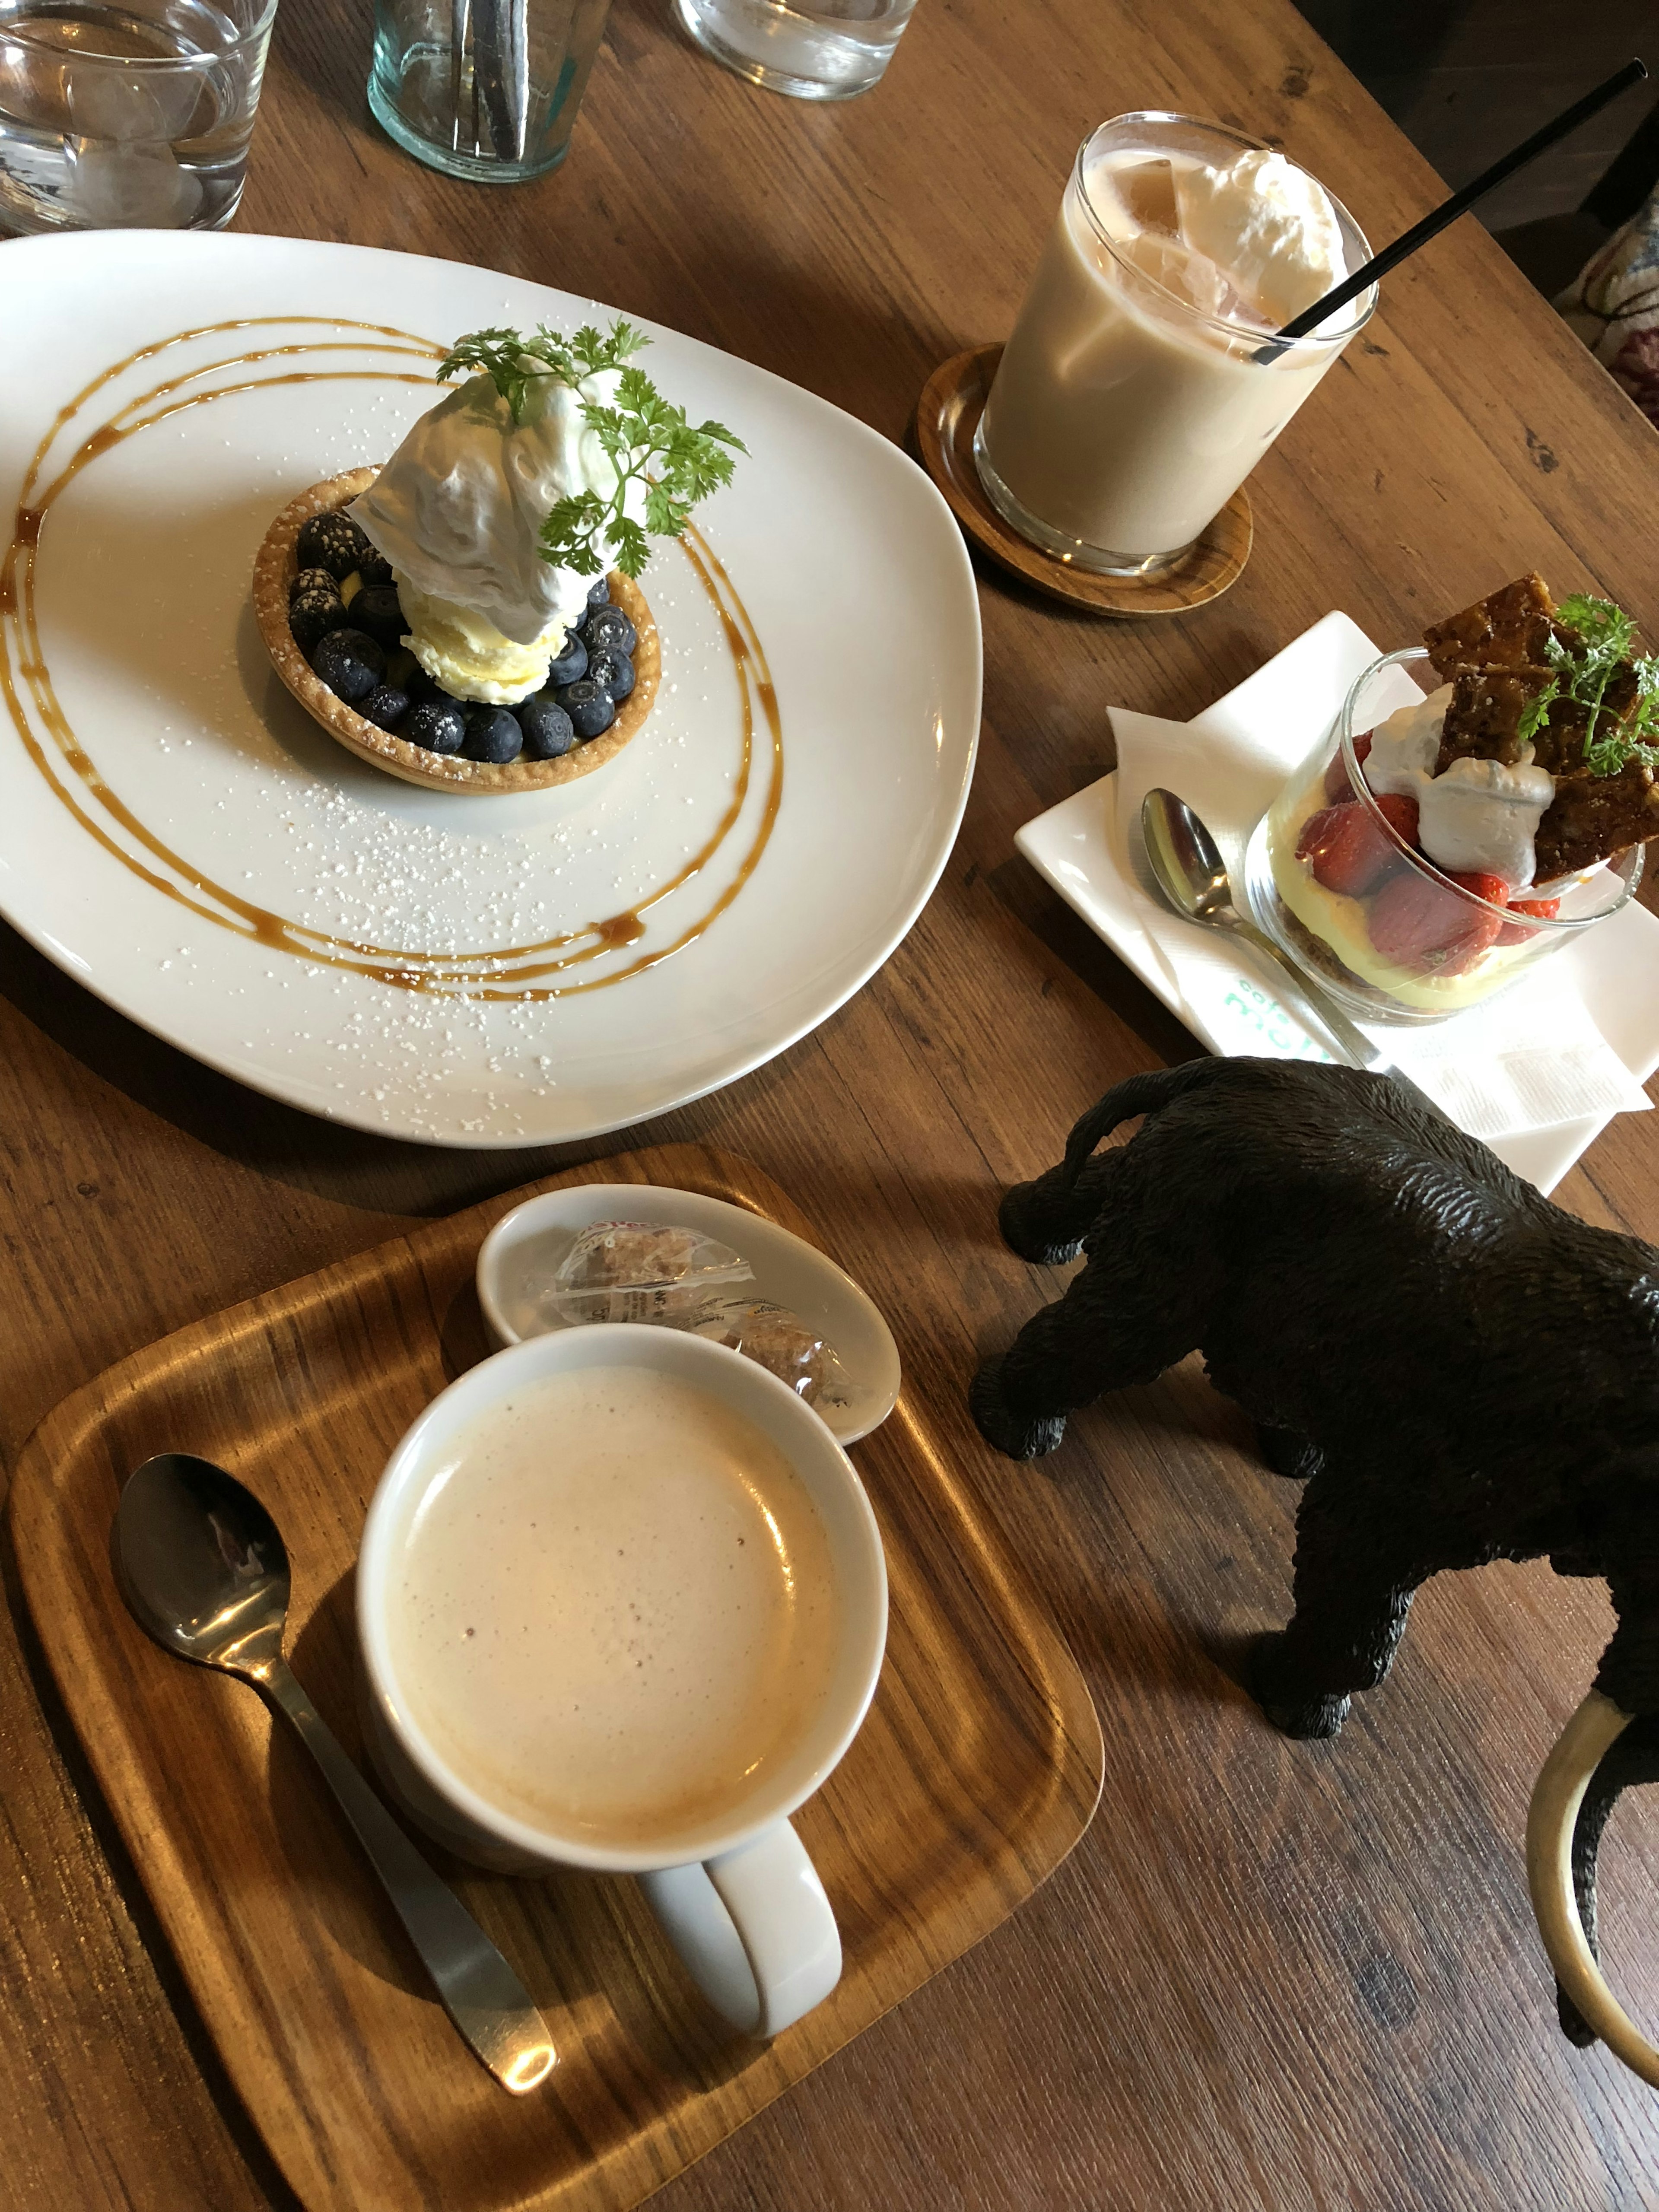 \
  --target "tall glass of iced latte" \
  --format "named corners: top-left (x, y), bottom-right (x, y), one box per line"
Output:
top-left (974, 114), bottom-right (1375, 577)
